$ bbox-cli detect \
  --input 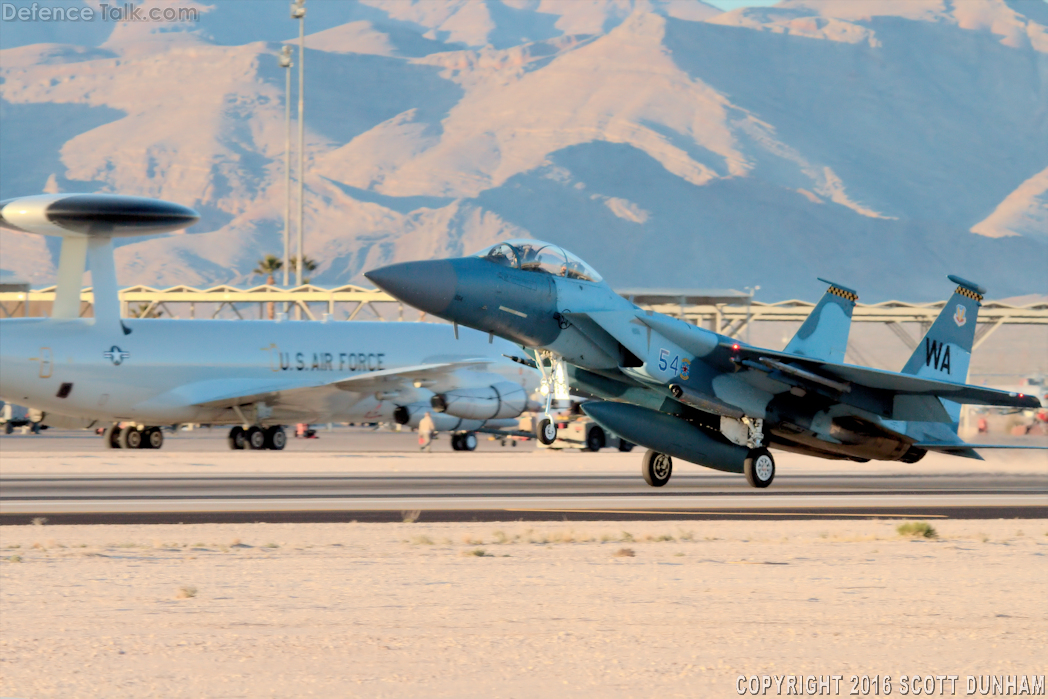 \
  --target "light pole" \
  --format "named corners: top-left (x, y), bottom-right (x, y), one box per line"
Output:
top-left (291, 0), bottom-right (306, 289)
top-left (744, 285), bottom-right (760, 343)
top-left (278, 45), bottom-right (292, 289)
